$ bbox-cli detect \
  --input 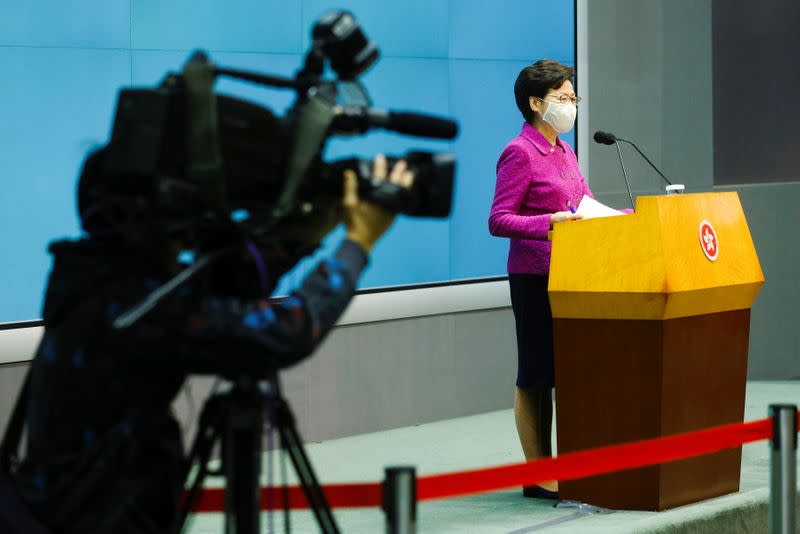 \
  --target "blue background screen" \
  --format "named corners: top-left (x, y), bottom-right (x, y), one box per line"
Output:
top-left (0, 0), bottom-right (574, 322)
